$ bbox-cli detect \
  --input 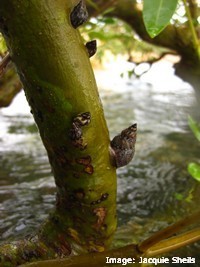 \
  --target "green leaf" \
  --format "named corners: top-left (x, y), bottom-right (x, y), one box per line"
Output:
top-left (188, 163), bottom-right (200, 181)
top-left (143, 0), bottom-right (178, 38)
top-left (188, 115), bottom-right (200, 142)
